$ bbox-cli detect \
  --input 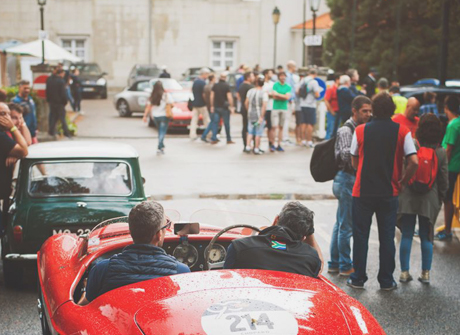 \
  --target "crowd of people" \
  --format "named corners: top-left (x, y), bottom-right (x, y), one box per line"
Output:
top-left (328, 89), bottom-right (460, 289)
